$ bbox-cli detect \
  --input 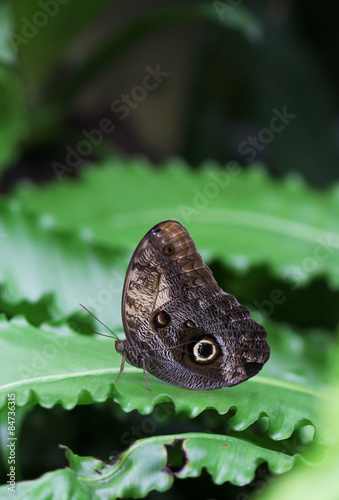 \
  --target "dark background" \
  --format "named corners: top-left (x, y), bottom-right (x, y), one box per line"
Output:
top-left (1, 0), bottom-right (339, 192)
